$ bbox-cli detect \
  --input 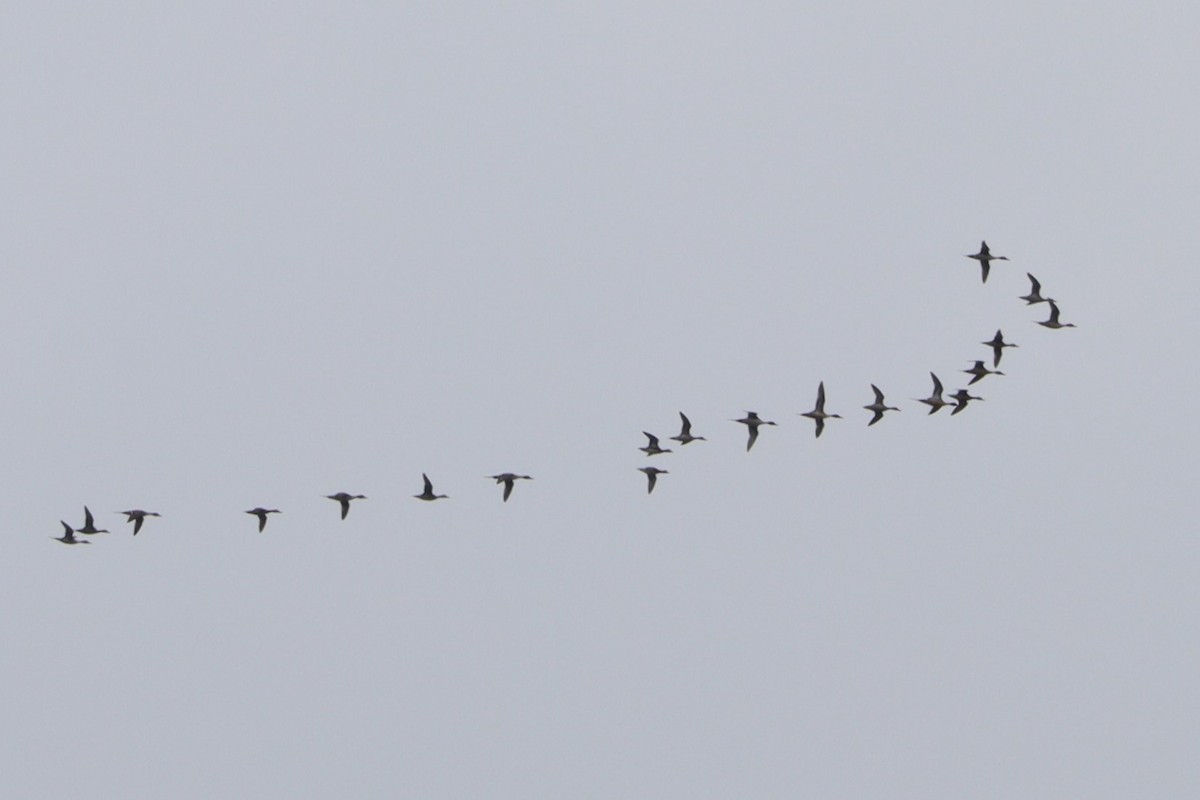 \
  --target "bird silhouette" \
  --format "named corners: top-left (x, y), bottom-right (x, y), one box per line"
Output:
top-left (326, 493), bottom-right (366, 520)
top-left (245, 507), bottom-right (281, 532)
top-left (414, 473), bottom-right (448, 501)
top-left (488, 473), bottom-right (532, 502)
